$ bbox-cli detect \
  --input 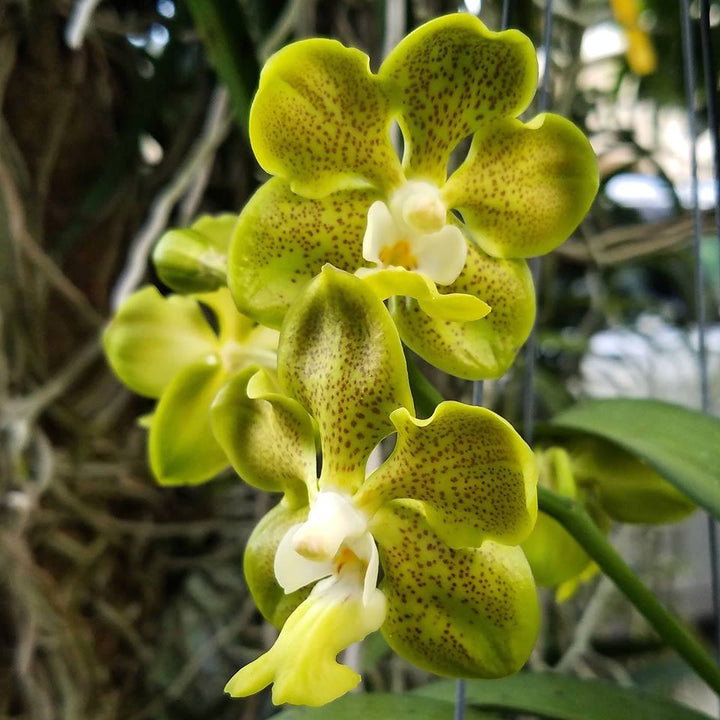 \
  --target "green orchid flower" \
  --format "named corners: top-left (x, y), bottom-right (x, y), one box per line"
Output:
top-left (568, 437), bottom-right (696, 525)
top-left (211, 266), bottom-right (539, 707)
top-left (229, 13), bottom-right (598, 379)
top-left (522, 447), bottom-right (607, 602)
top-left (523, 441), bottom-right (695, 601)
top-left (103, 286), bottom-right (278, 485)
